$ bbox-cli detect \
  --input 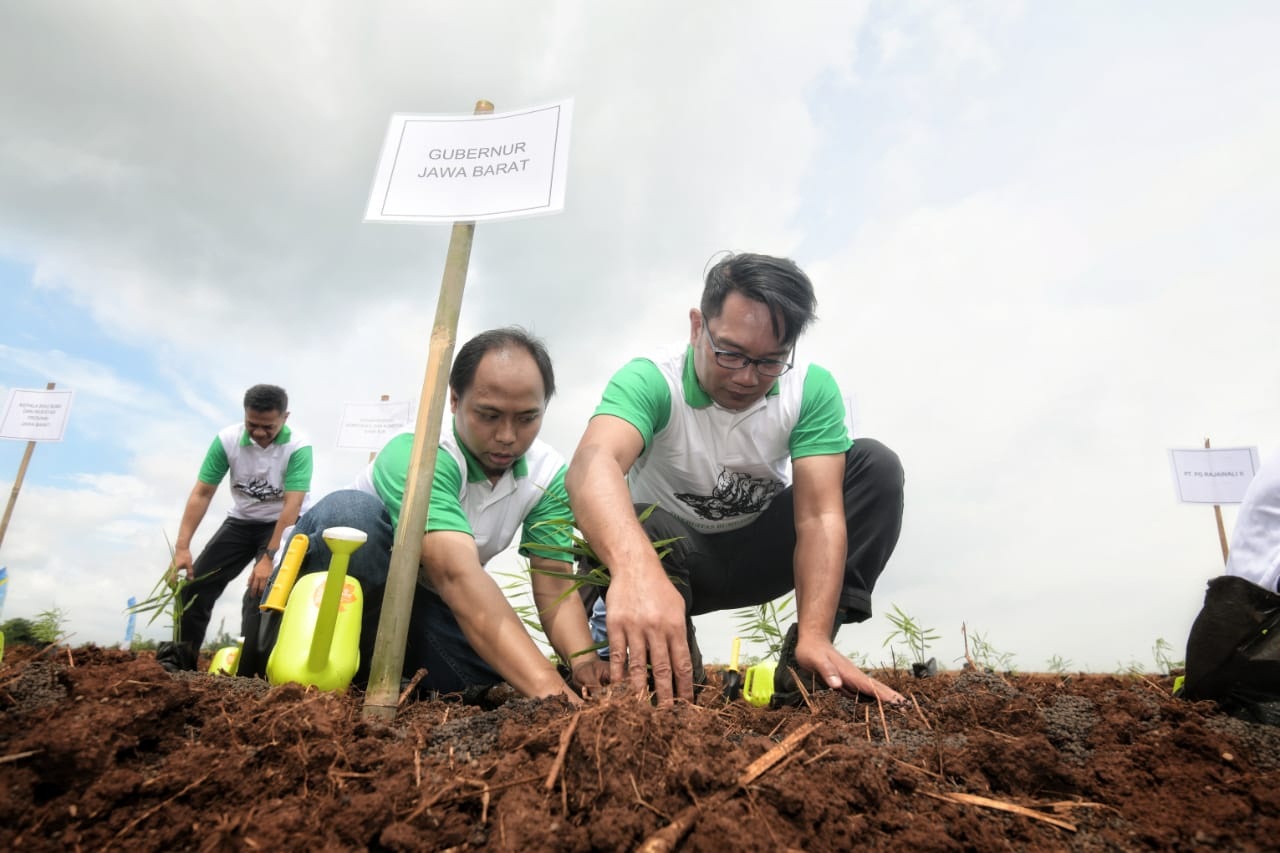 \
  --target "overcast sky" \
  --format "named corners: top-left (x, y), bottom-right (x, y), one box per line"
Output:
top-left (2, 2), bottom-right (1277, 673)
